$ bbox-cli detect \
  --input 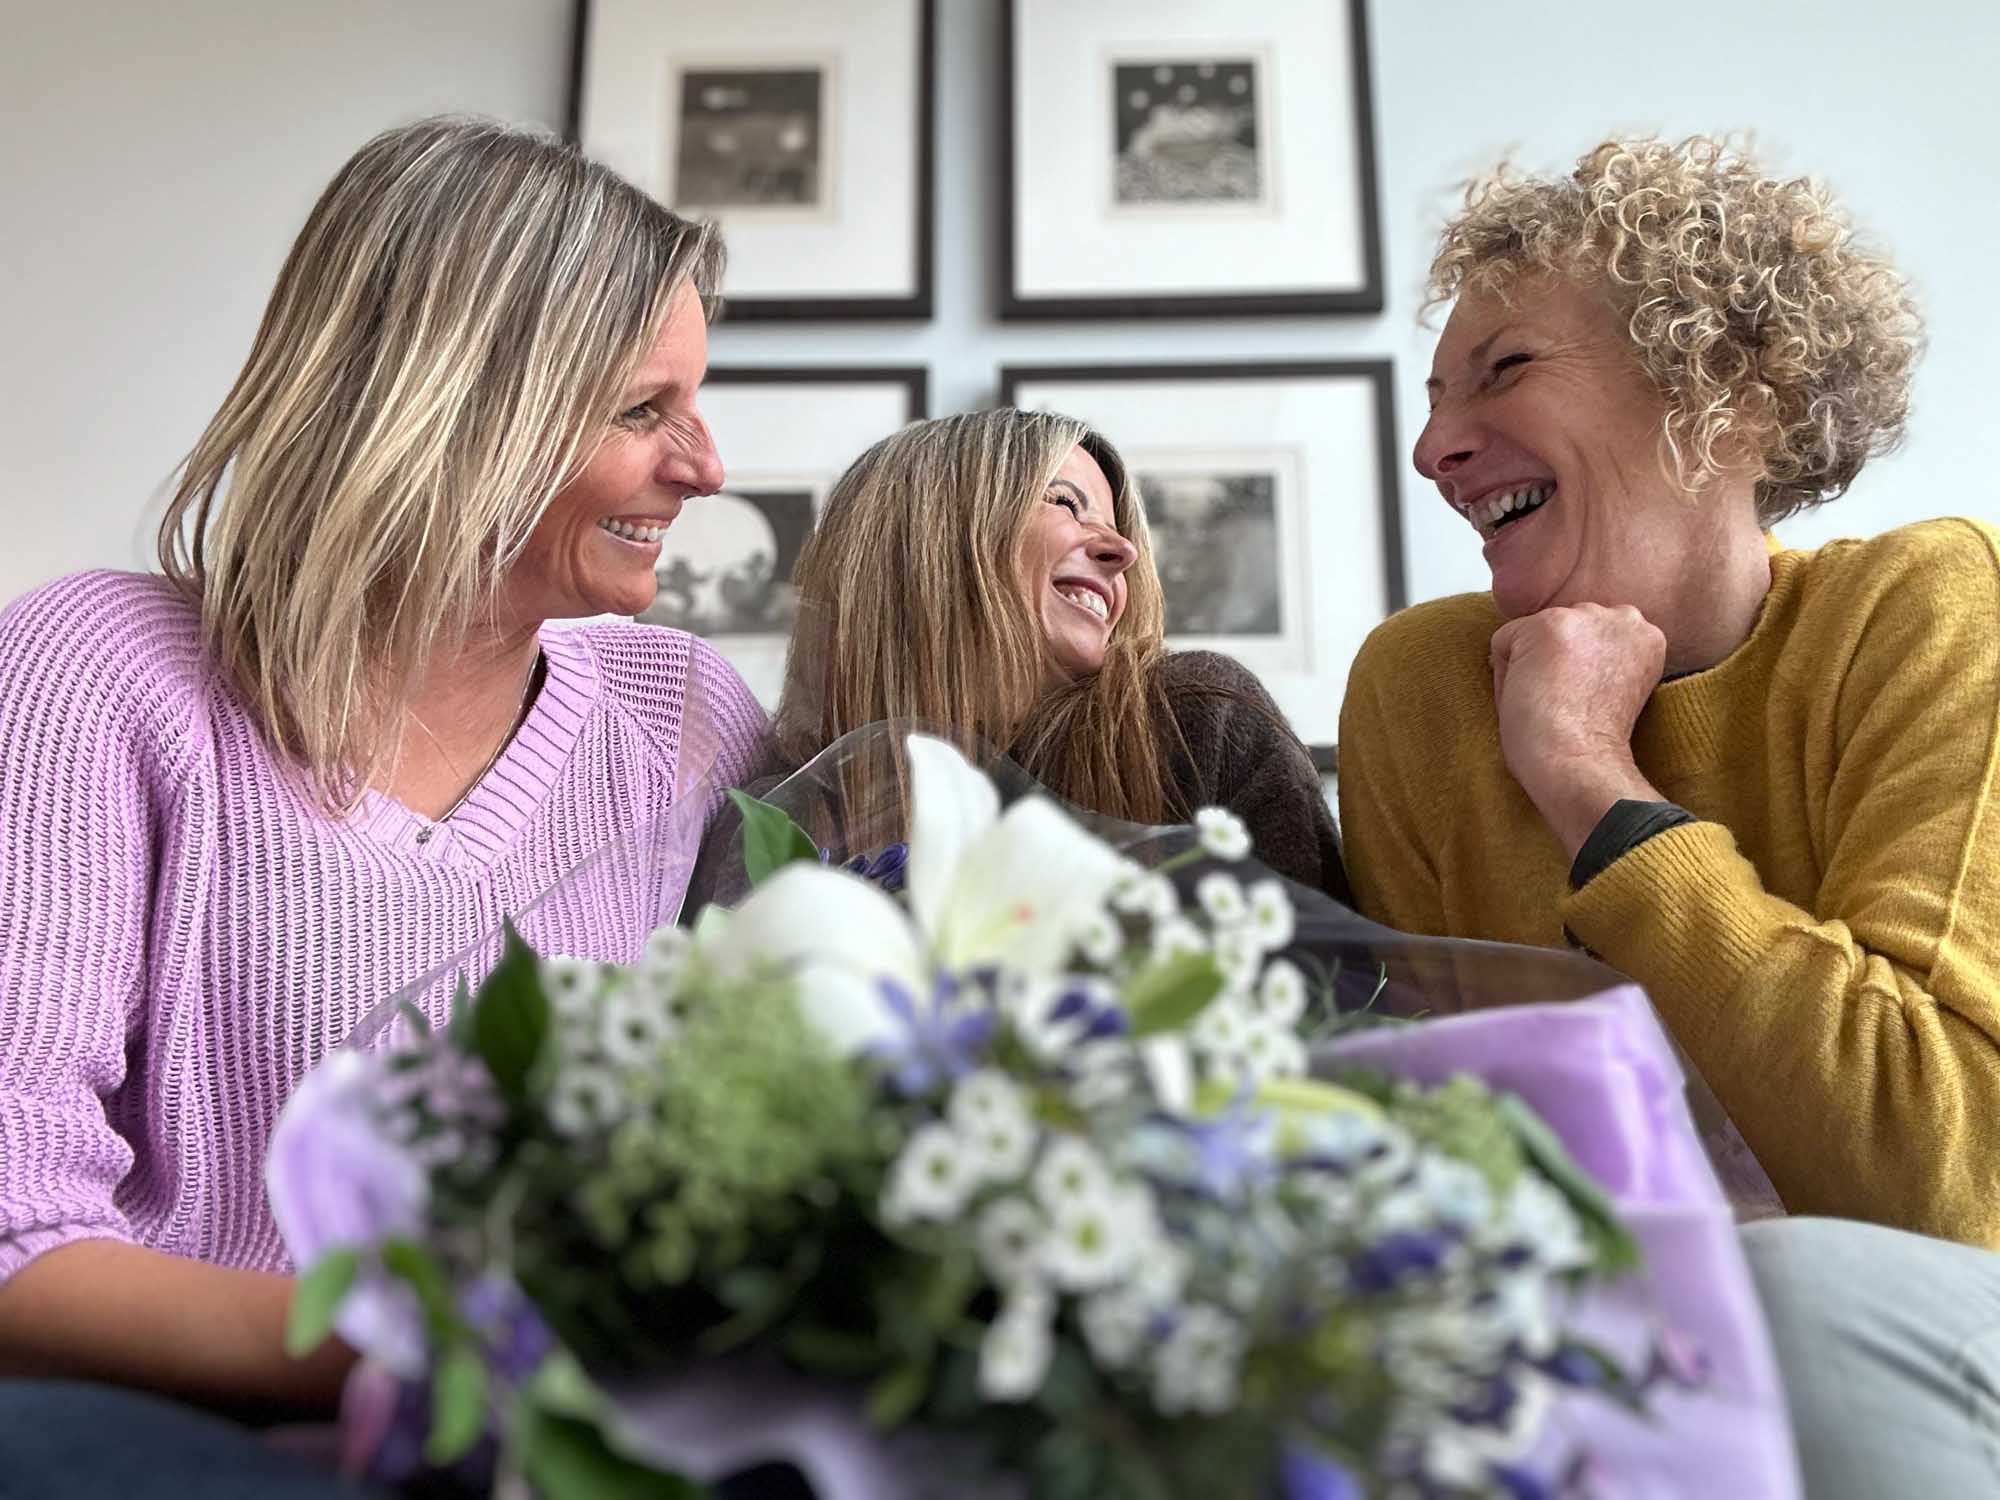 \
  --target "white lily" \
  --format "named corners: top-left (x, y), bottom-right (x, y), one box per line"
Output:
top-left (701, 734), bottom-right (1132, 1059)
